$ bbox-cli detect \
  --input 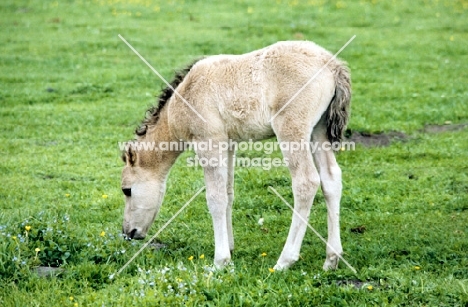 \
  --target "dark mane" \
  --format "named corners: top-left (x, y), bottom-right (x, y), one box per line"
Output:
top-left (135, 59), bottom-right (201, 136)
